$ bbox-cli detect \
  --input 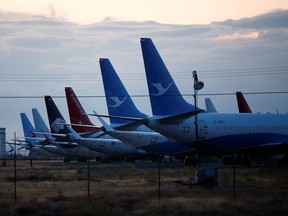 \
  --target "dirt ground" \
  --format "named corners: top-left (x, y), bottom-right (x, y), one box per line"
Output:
top-left (1, 159), bottom-right (287, 215)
